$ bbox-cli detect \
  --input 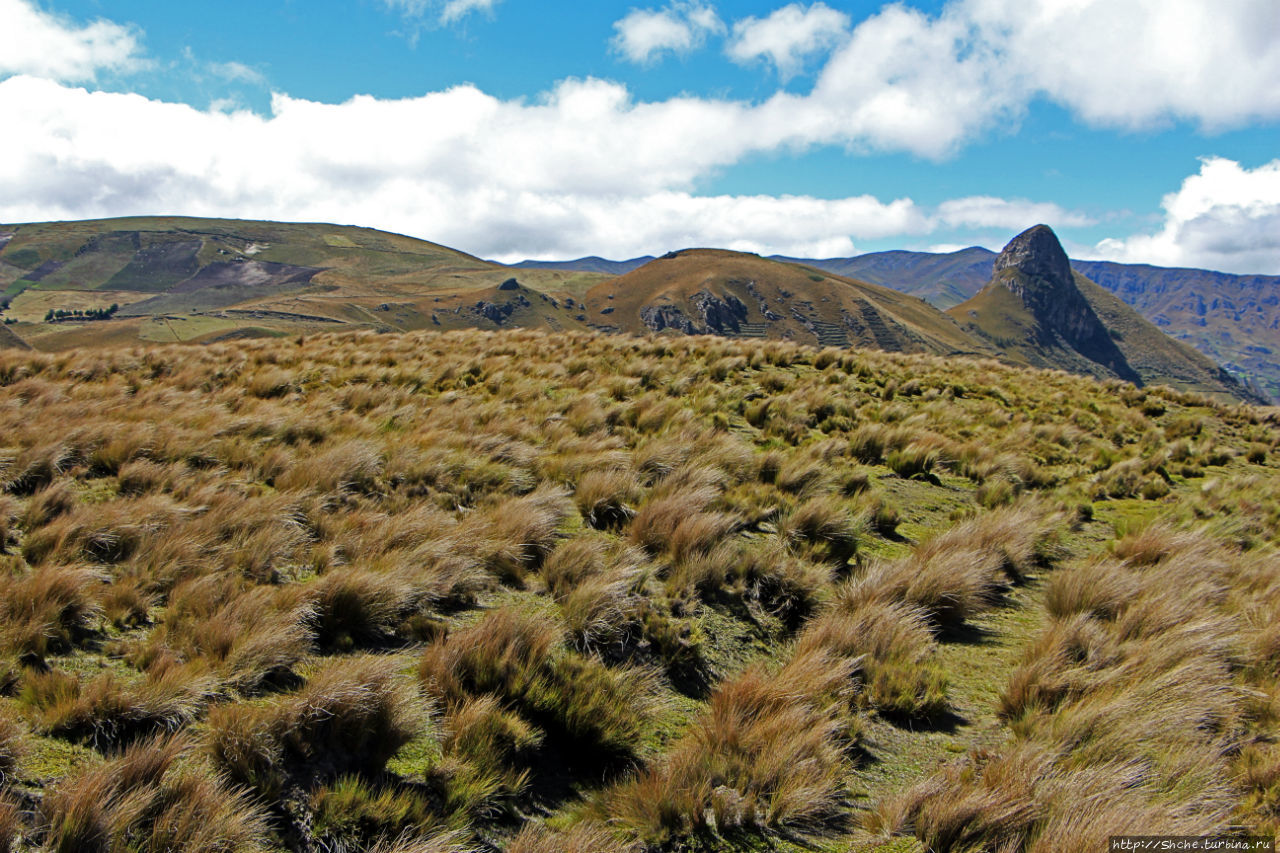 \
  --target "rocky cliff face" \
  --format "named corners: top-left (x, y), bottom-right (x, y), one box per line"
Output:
top-left (994, 225), bottom-right (1139, 382)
